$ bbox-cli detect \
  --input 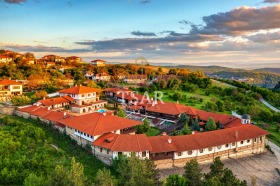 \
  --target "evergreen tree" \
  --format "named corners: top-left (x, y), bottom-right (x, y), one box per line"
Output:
top-left (165, 174), bottom-right (188, 186)
top-left (205, 117), bottom-right (216, 131)
top-left (69, 158), bottom-right (86, 186)
top-left (113, 154), bottom-right (159, 186)
top-left (95, 168), bottom-right (115, 186)
top-left (183, 159), bottom-right (202, 186)
top-left (181, 124), bottom-right (192, 135)
top-left (205, 157), bottom-right (224, 179)
top-left (178, 113), bottom-right (188, 124)
top-left (192, 118), bottom-right (200, 131)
